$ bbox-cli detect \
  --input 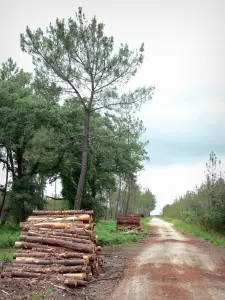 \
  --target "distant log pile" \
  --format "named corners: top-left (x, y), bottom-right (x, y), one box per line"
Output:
top-left (116, 213), bottom-right (144, 231)
top-left (1, 210), bottom-right (102, 288)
